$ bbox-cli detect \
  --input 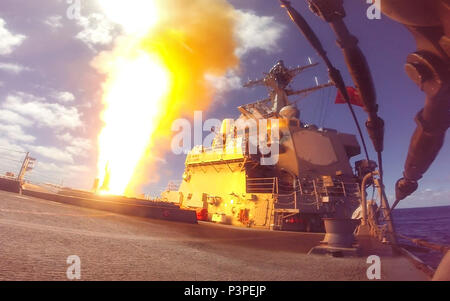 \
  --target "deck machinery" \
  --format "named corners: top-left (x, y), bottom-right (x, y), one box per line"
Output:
top-left (162, 61), bottom-right (367, 232)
